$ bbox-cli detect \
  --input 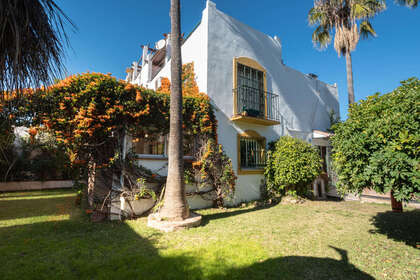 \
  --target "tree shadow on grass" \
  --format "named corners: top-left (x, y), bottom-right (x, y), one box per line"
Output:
top-left (0, 207), bottom-right (203, 279)
top-left (0, 192), bottom-right (375, 279)
top-left (211, 247), bottom-right (374, 280)
top-left (369, 209), bottom-right (420, 248)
